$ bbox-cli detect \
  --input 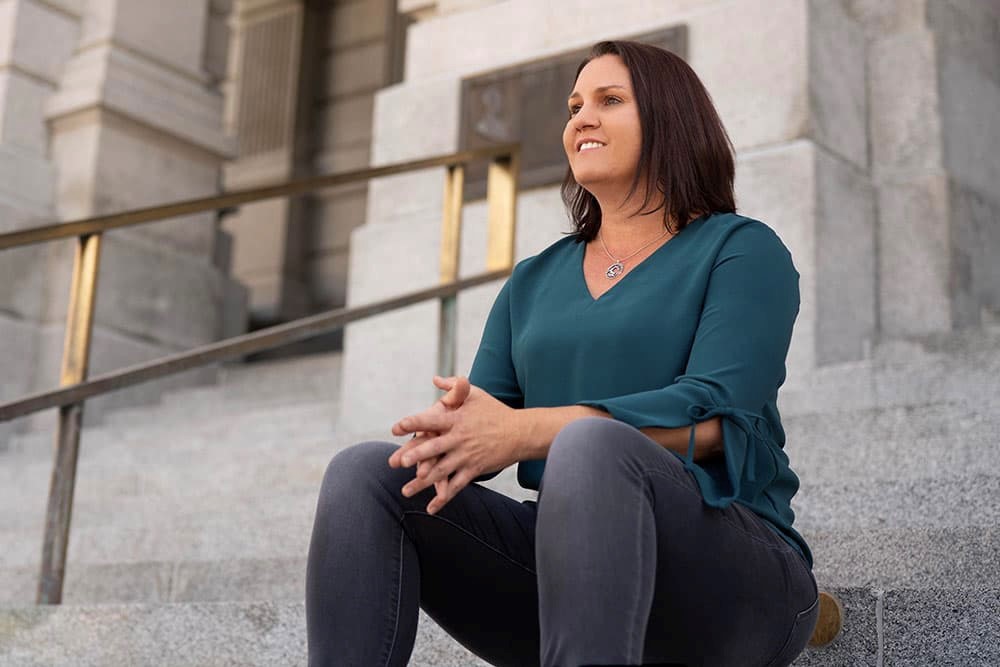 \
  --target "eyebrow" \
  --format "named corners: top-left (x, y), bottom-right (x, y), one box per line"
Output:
top-left (567, 84), bottom-right (627, 102)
